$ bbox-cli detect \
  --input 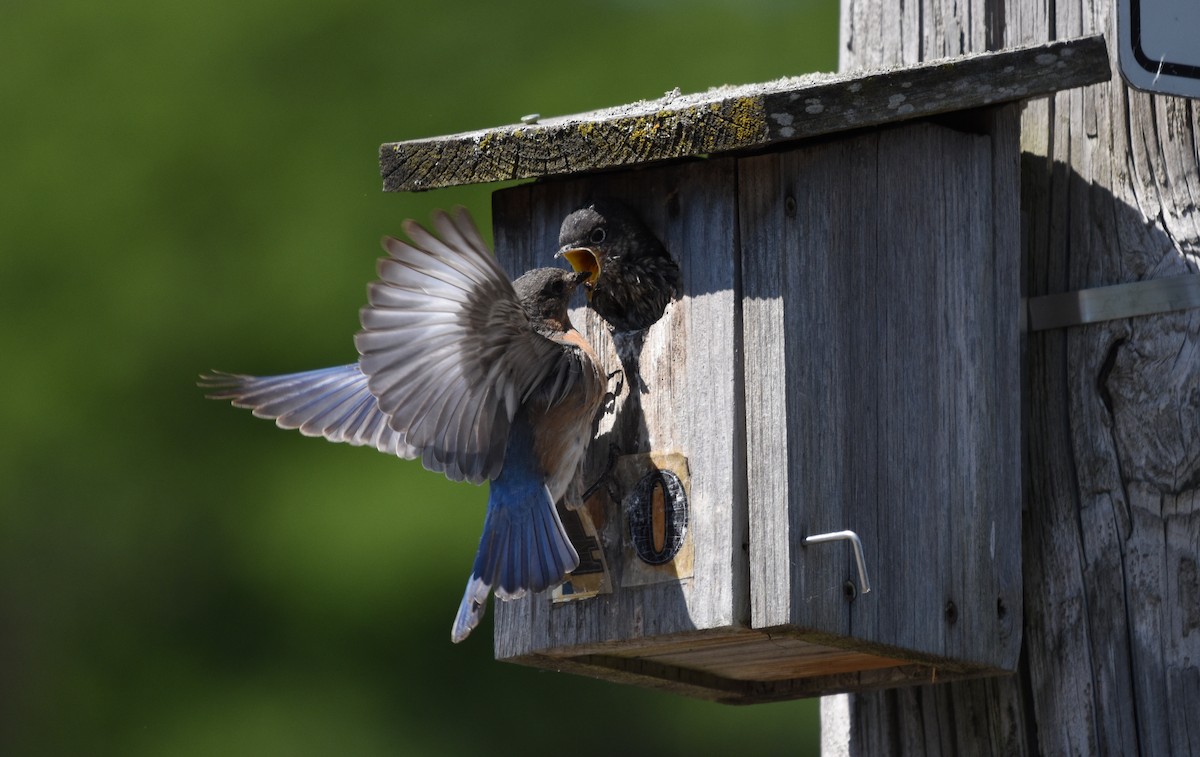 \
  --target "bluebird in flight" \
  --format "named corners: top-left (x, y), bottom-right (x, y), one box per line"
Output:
top-left (556, 199), bottom-right (681, 332)
top-left (202, 208), bottom-right (606, 642)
